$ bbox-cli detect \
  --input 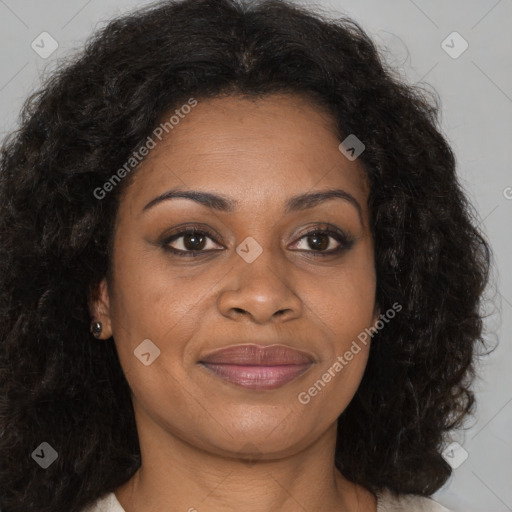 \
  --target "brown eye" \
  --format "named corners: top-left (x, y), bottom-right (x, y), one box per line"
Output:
top-left (291, 228), bottom-right (354, 255)
top-left (162, 228), bottom-right (222, 256)
top-left (304, 232), bottom-right (330, 251)
top-left (181, 231), bottom-right (207, 251)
